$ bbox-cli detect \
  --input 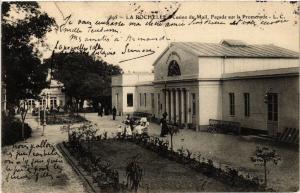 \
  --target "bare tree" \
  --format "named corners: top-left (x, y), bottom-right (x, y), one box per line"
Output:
top-left (250, 146), bottom-right (281, 186)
